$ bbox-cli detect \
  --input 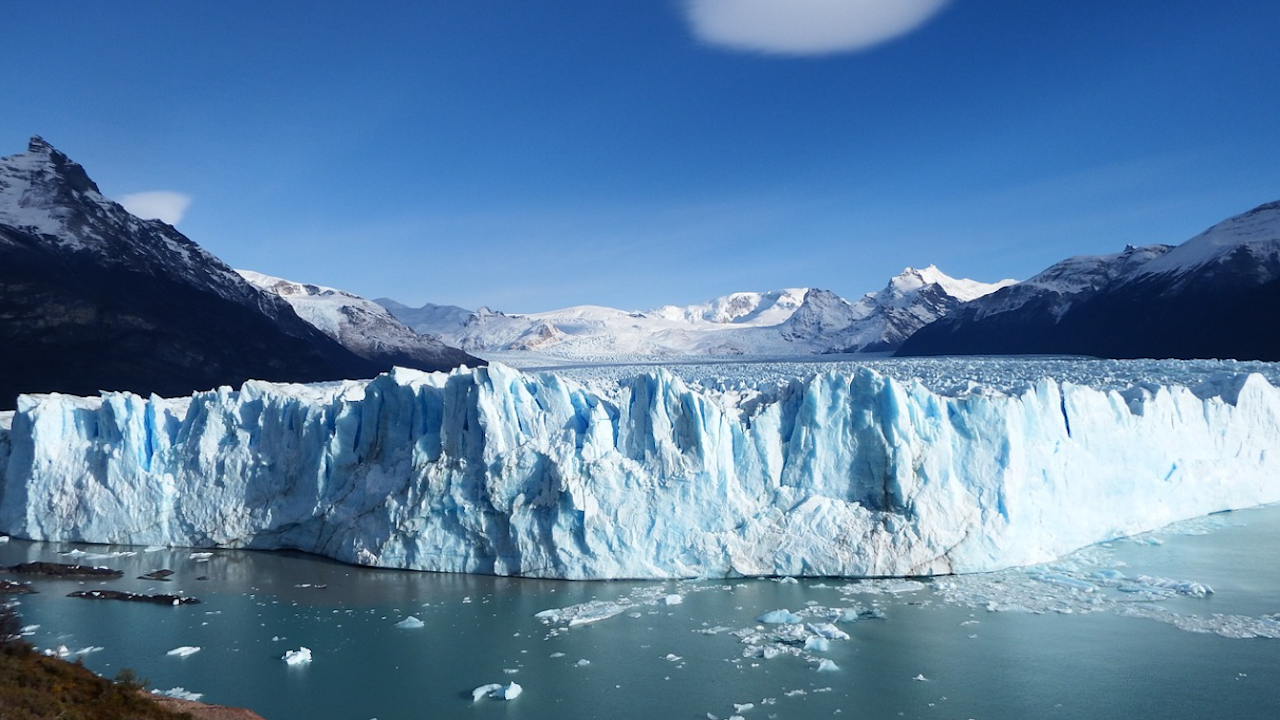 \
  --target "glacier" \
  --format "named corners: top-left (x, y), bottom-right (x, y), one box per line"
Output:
top-left (1, 361), bottom-right (1279, 580)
